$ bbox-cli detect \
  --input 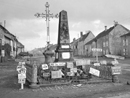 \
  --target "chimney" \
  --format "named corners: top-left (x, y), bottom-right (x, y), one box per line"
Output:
top-left (4, 20), bottom-right (6, 27)
top-left (114, 21), bottom-right (118, 26)
top-left (73, 38), bottom-right (76, 42)
top-left (105, 26), bottom-right (107, 31)
top-left (80, 32), bottom-right (83, 37)
top-left (0, 22), bottom-right (2, 26)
